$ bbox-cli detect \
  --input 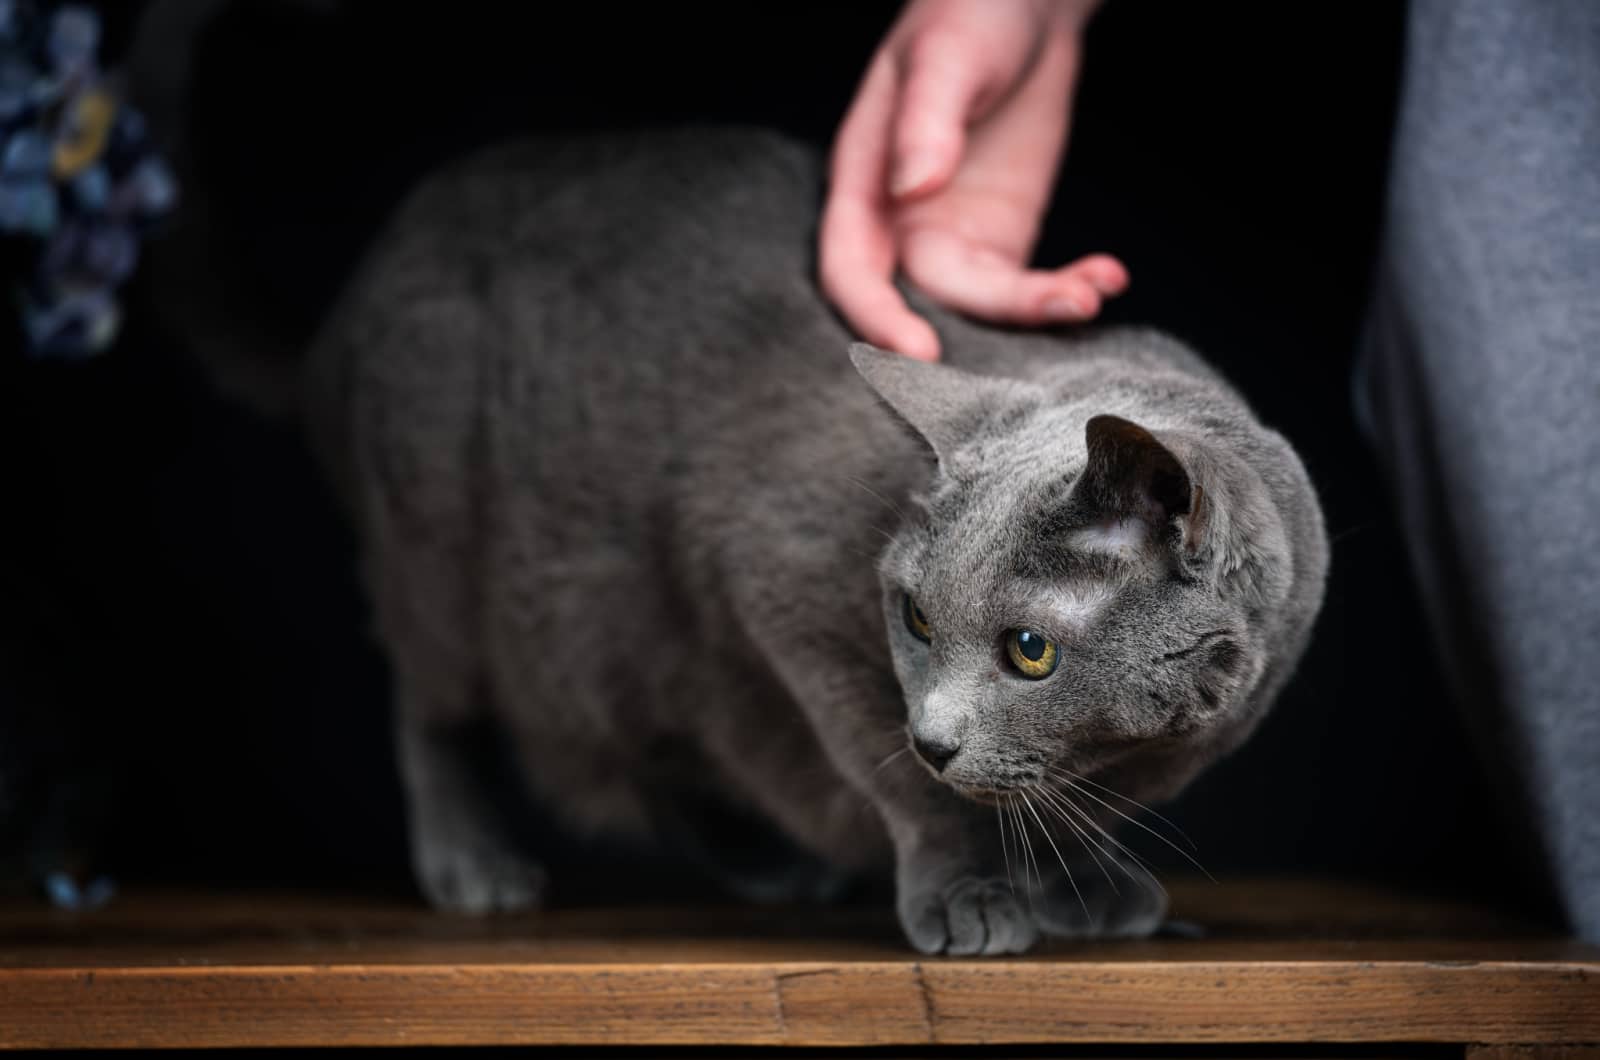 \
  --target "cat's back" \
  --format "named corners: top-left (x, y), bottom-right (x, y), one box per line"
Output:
top-left (360, 126), bottom-right (832, 377)
top-left (307, 128), bottom-right (856, 514)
